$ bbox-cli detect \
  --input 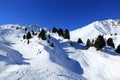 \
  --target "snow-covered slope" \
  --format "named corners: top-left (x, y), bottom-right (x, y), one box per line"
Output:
top-left (70, 19), bottom-right (120, 43)
top-left (0, 25), bottom-right (85, 80)
top-left (0, 19), bottom-right (120, 80)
